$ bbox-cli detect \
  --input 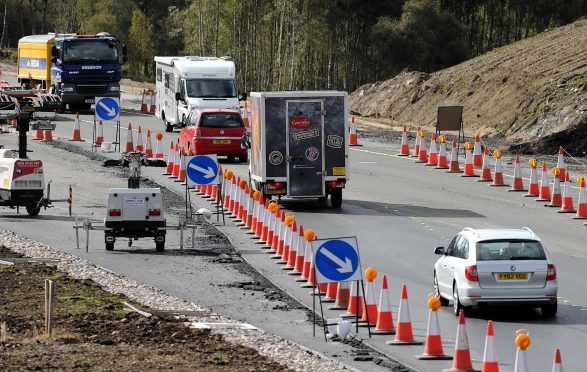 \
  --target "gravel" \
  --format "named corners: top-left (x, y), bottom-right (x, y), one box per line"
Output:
top-left (0, 229), bottom-right (350, 372)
